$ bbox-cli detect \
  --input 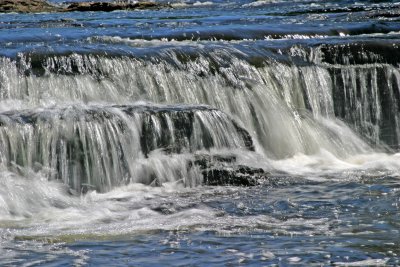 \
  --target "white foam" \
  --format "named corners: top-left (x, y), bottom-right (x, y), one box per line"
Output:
top-left (0, 167), bottom-right (333, 241)
top-left (242, 0), bottom-right (276, 7)
top-left (265, 34), bottom-right (329, 40)
top-left (334, 258), bottom-right (389, 266)
top-left (193, 1), bottom-right (214, 6)
top-left (171, 2), bottom-right (190, 8)
top-left (271, 150), bottom-right (400, 180)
